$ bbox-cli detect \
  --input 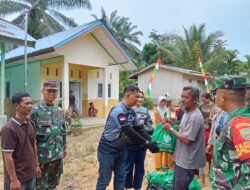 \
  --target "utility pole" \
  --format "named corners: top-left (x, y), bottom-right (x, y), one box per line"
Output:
top-left (24, 11), bottom-right (28, 92)
top-left (0, 42), bottom-right (5, 115)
